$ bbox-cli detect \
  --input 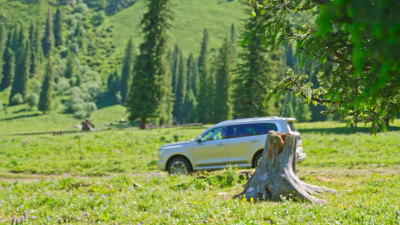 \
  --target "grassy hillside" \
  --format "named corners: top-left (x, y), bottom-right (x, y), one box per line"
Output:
top-left (105, 0), bottom-right (246, 57)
